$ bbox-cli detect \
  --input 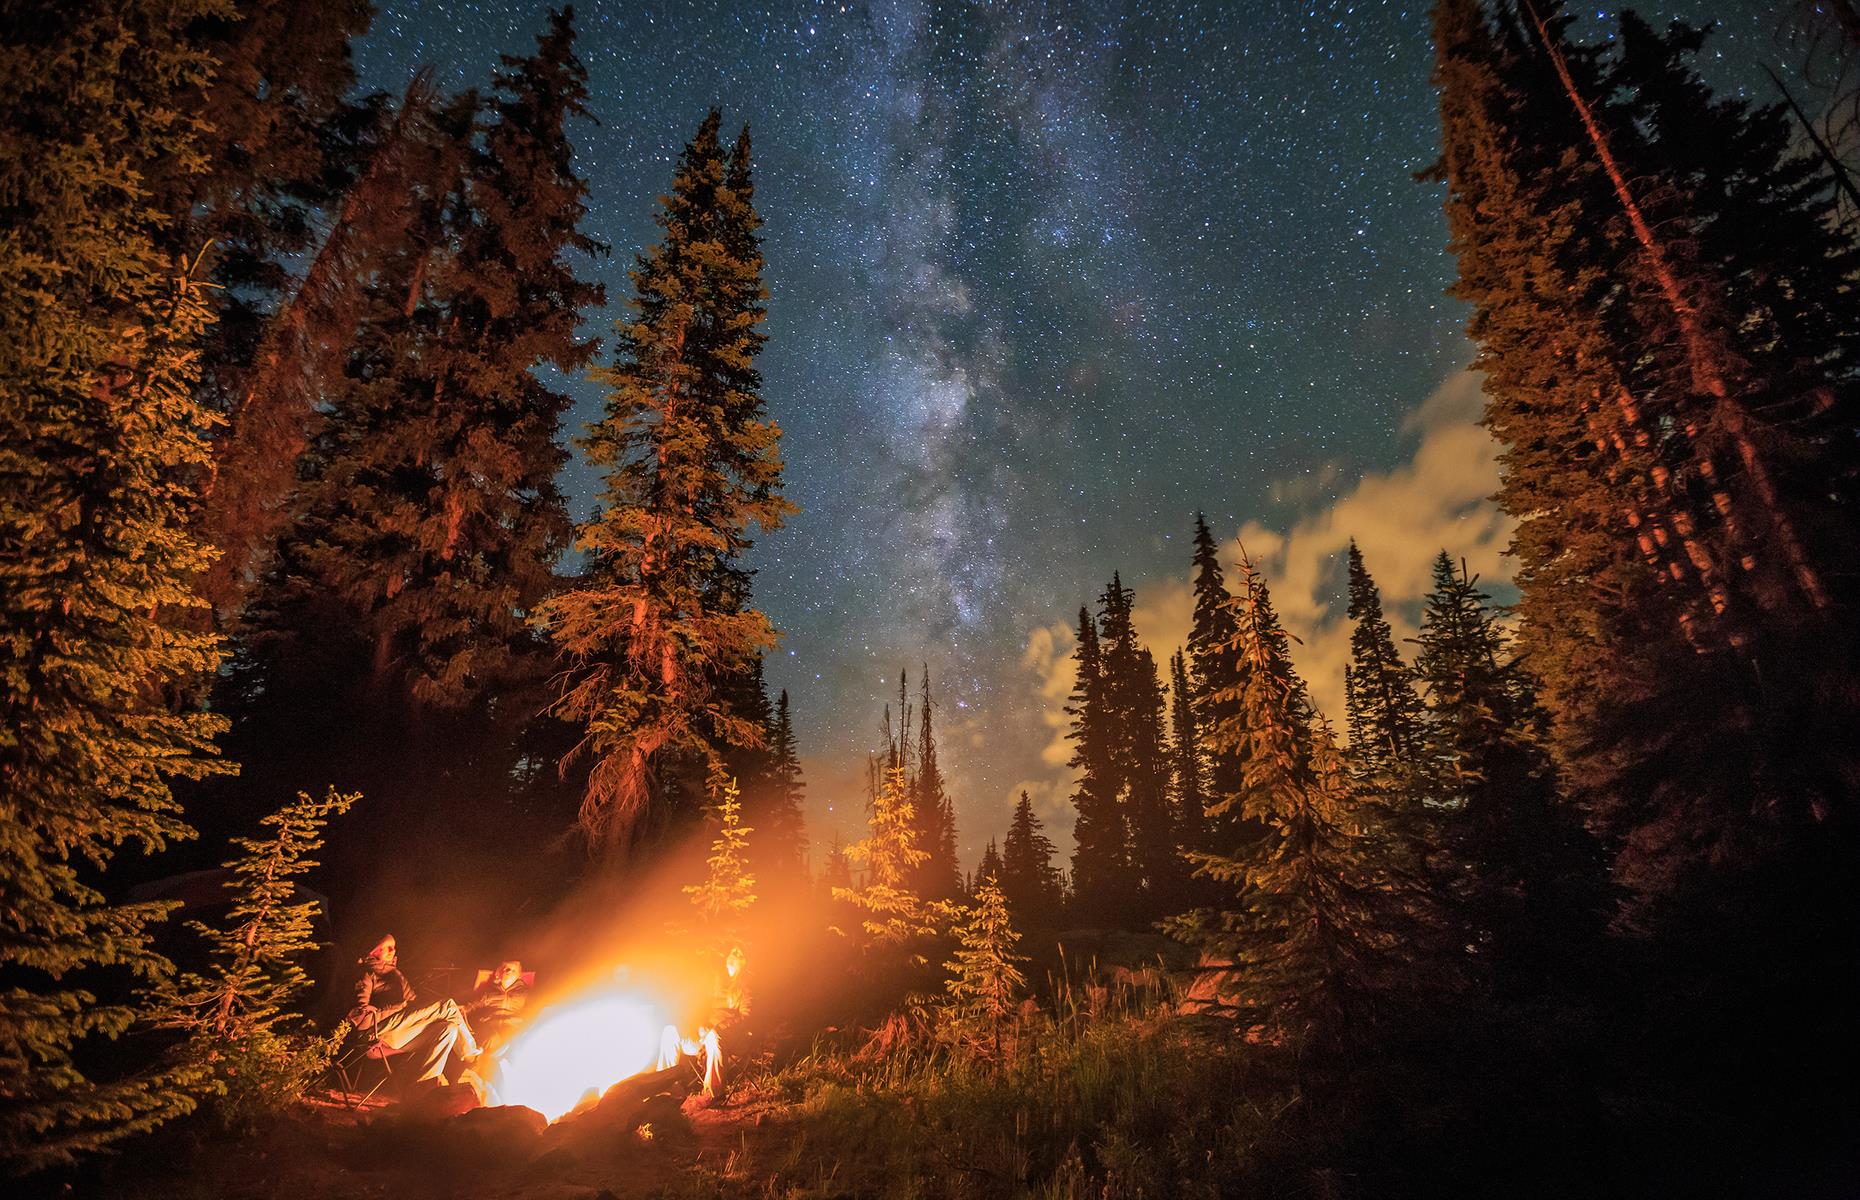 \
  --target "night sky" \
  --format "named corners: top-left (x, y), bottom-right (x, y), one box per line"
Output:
top-left (355, 1), bottom-right (1801, 868)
